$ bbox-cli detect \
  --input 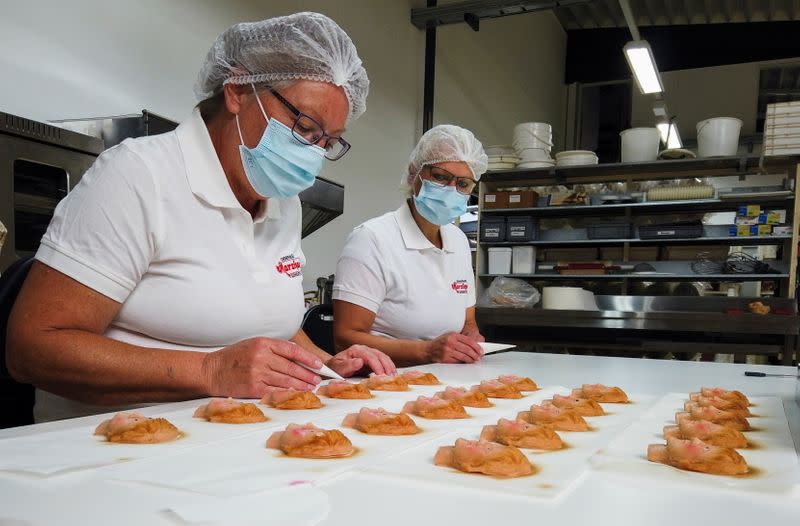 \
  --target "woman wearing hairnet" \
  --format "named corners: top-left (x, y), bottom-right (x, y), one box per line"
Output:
top-left (332, 125), bottom-right (487, 366)
top-left (7, 12), bottom-right (395, 422)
